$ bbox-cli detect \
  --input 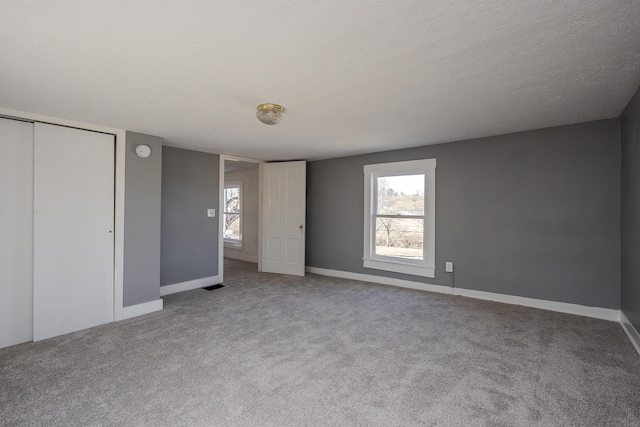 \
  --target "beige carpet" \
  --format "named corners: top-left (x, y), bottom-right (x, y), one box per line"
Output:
top-left (1, 259), bottom-right (639, 426)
